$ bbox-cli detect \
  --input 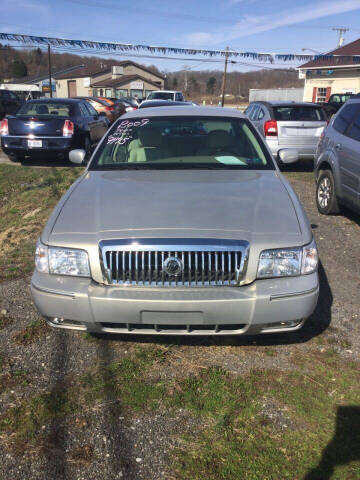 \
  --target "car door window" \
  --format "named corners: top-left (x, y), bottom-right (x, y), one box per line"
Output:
top-left (85, 102), bottom-right (98, 117)
top-left (257, 108), bottom-right (265, 121)
top-left (244, 105), bottom-right (253, 117)
top-left (79, 103), bottom-right (89, 117)
top-left (250, 105), bottom-right (259, 121)
top-left (347, 113), bottom-right (360, 142)
top-left (333, 104), bottom-right (359, 134)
